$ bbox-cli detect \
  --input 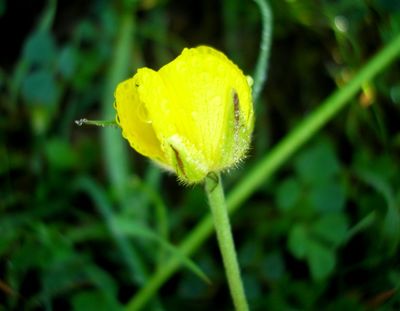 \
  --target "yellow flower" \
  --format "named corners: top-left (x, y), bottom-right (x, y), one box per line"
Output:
top-left (115, 46), bottom-right (254, 184)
